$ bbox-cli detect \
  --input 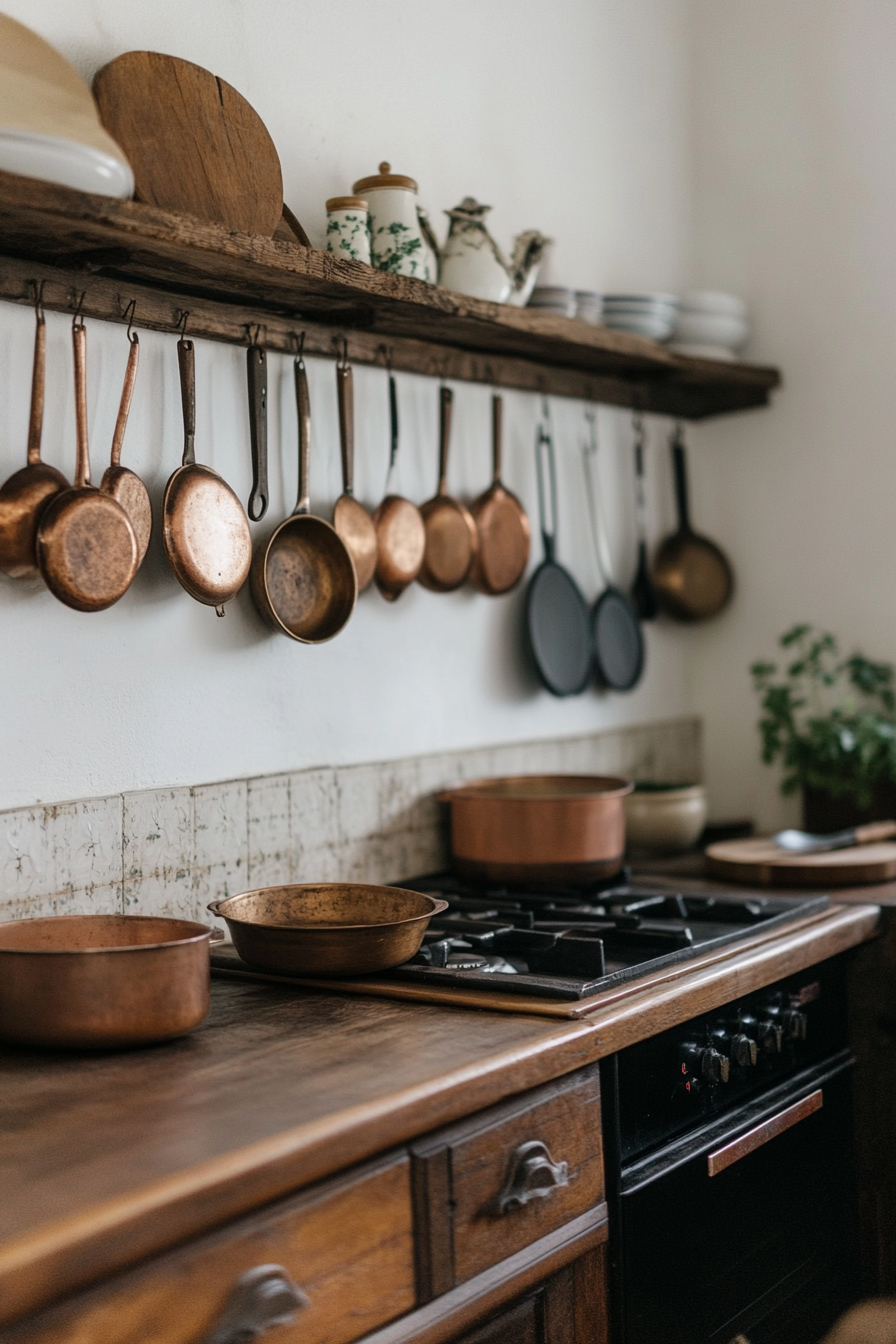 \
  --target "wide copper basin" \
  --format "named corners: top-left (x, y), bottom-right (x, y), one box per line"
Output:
top-left (439, 774), bottom-right (633, 885)
top-left (209, 883), bottom-right (448, 977)
top-left (0, 914), bottom-right (216, 1049)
